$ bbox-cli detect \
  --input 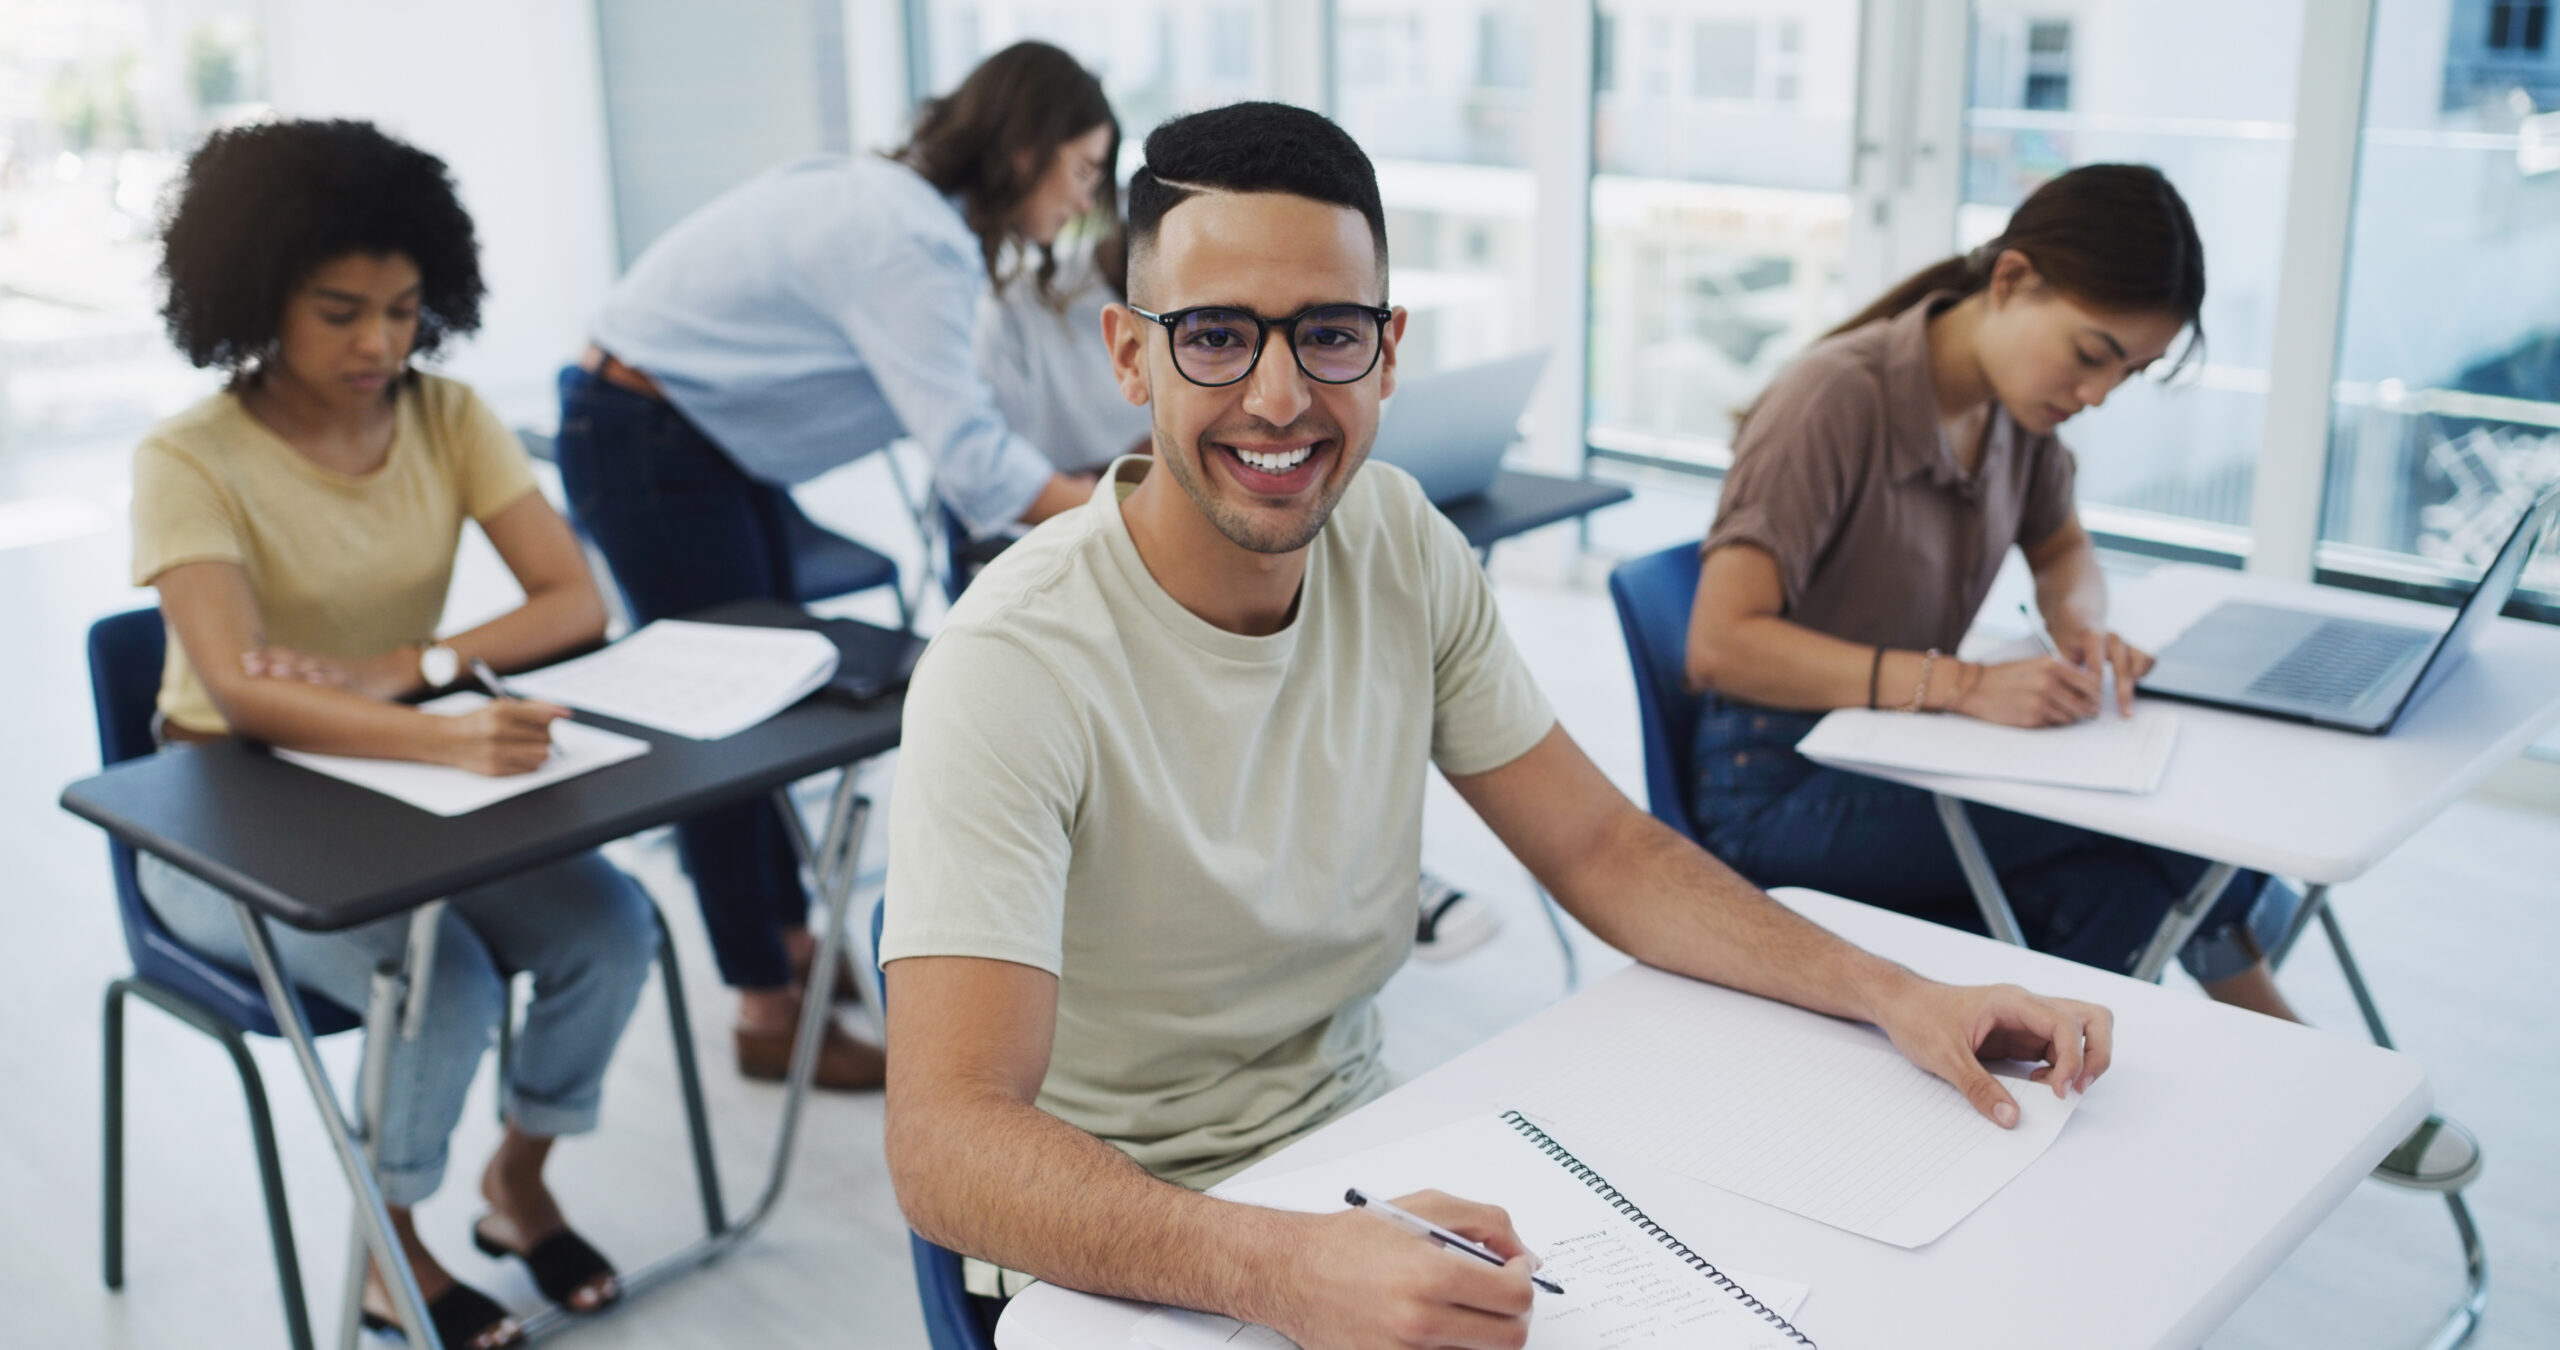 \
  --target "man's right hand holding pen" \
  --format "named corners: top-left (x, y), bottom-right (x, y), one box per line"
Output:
top-left (1267, 1189), bottom-right (1543, 1350)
